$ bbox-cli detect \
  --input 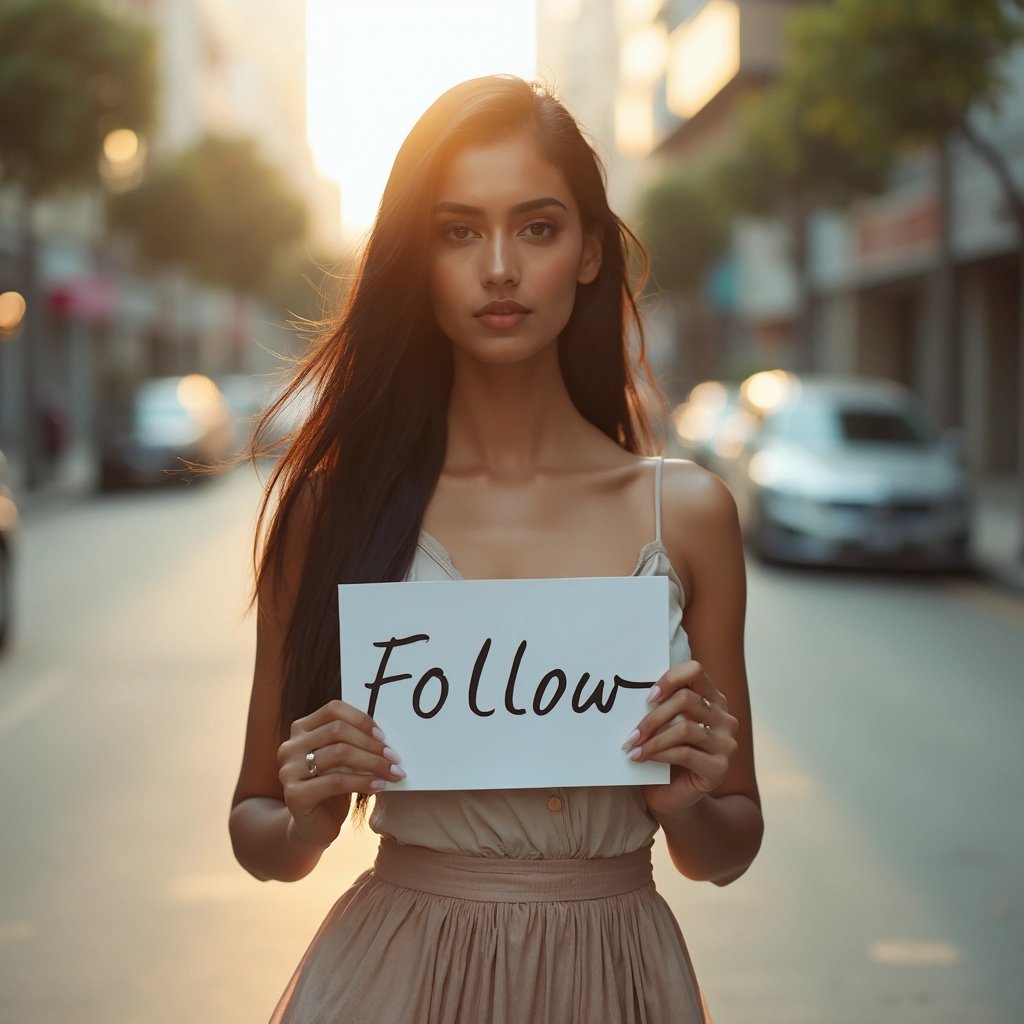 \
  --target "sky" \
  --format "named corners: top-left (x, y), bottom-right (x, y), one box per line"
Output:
top-left (305, 0), bottom-right (538, 237)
